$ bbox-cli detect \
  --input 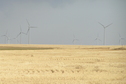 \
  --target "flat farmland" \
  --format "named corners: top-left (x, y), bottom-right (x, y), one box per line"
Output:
top-left (0, 44), bottom-right (126, 84)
